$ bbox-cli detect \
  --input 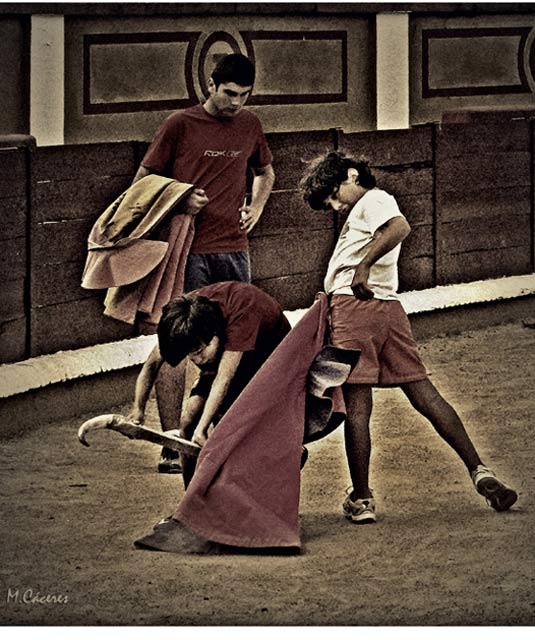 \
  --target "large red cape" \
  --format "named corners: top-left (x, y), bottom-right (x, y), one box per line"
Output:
top-left (135, 294), bottom-right (359, 553)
